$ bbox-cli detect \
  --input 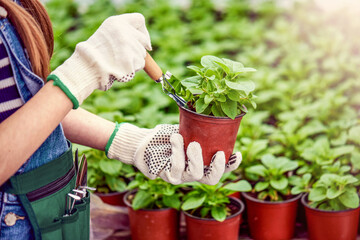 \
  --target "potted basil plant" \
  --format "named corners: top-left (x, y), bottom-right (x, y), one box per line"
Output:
top-left (86, 149), bottom-right (136, 206)
top-left (169, 55), bottom-right (256, 165)
top-left (180, 177), bottom-right (251, 240)
top-left (124, 173), bottom-right (183, 240)
top-left (301, 173), bottom-right (360, 240)
top-left (243, 154), bottom-right (300, 240)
